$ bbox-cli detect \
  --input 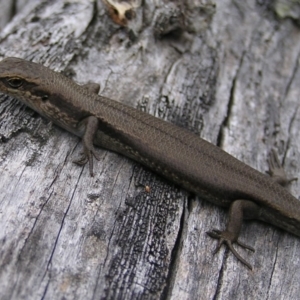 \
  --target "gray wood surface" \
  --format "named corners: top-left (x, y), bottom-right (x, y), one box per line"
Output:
top-left (0, 0), bottom-right (300, 299)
